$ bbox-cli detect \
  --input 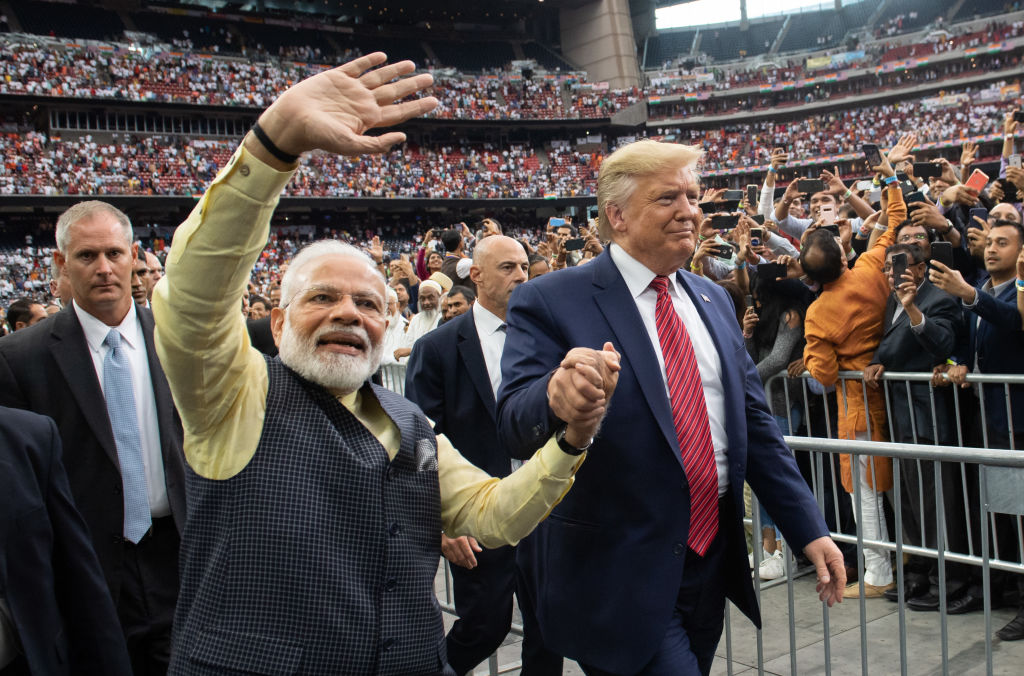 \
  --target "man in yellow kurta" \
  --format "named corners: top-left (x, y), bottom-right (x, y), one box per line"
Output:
top-left (152, 54), bottom-right (620, 675)
top-left (801, 154), bottom-right (906, 599)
